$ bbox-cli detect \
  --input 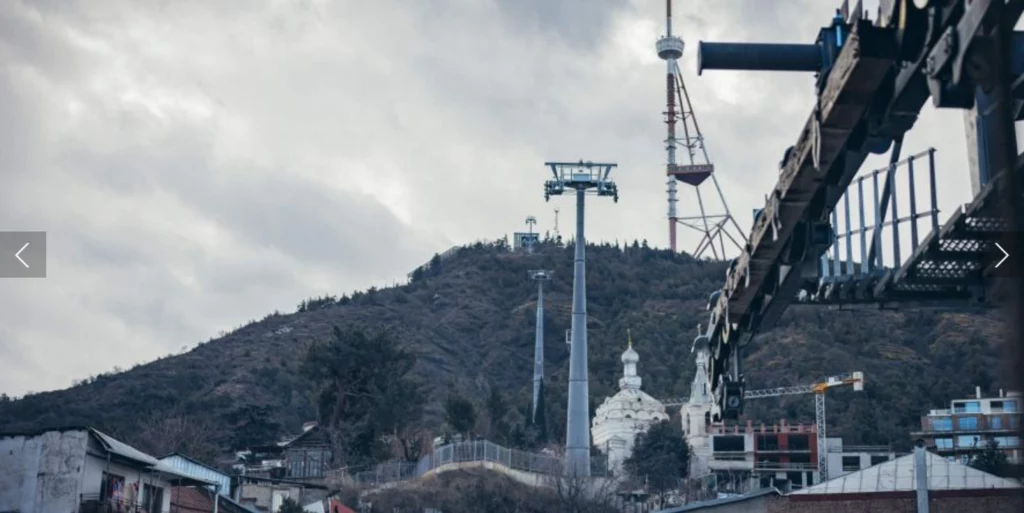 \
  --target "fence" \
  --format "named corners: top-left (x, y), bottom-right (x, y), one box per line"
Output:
top-left (347, 440), bottom-right (609, 488)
